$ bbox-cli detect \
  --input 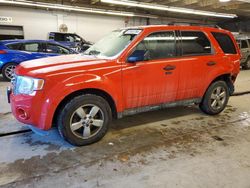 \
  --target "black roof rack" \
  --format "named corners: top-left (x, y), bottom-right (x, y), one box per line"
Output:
top-left (168, 22), bottom-right (221, 29)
